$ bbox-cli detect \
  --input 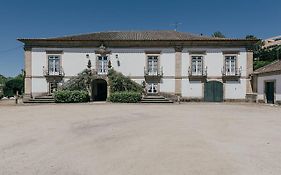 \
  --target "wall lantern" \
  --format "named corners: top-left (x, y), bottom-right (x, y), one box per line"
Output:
top-left (116, 54), bottom-right (120, 67)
